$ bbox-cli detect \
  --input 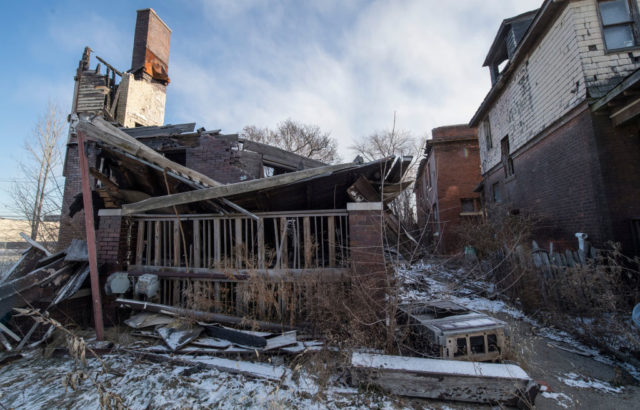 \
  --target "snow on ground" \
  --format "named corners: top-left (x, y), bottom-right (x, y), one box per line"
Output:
top-left (559, 372), bottom-right (624, 394)
top-left (0, 352), bottom-right (395, 409)
top-left (398, 261), bottom-right (640, 381)
top-left (540, 391), bottom-right (574, 408)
